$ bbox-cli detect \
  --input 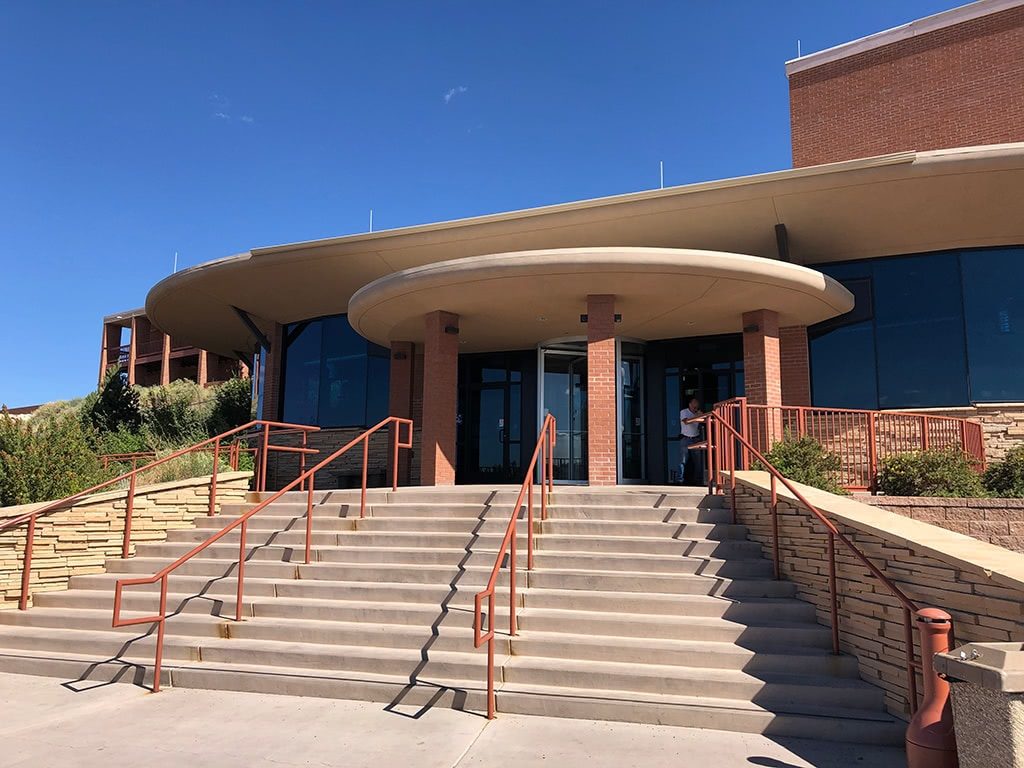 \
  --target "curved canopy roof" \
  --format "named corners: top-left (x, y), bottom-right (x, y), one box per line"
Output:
top-left (146, 143), bottom-right (1024, 357)
top-left (347, 248), bottom-right (854, 351)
